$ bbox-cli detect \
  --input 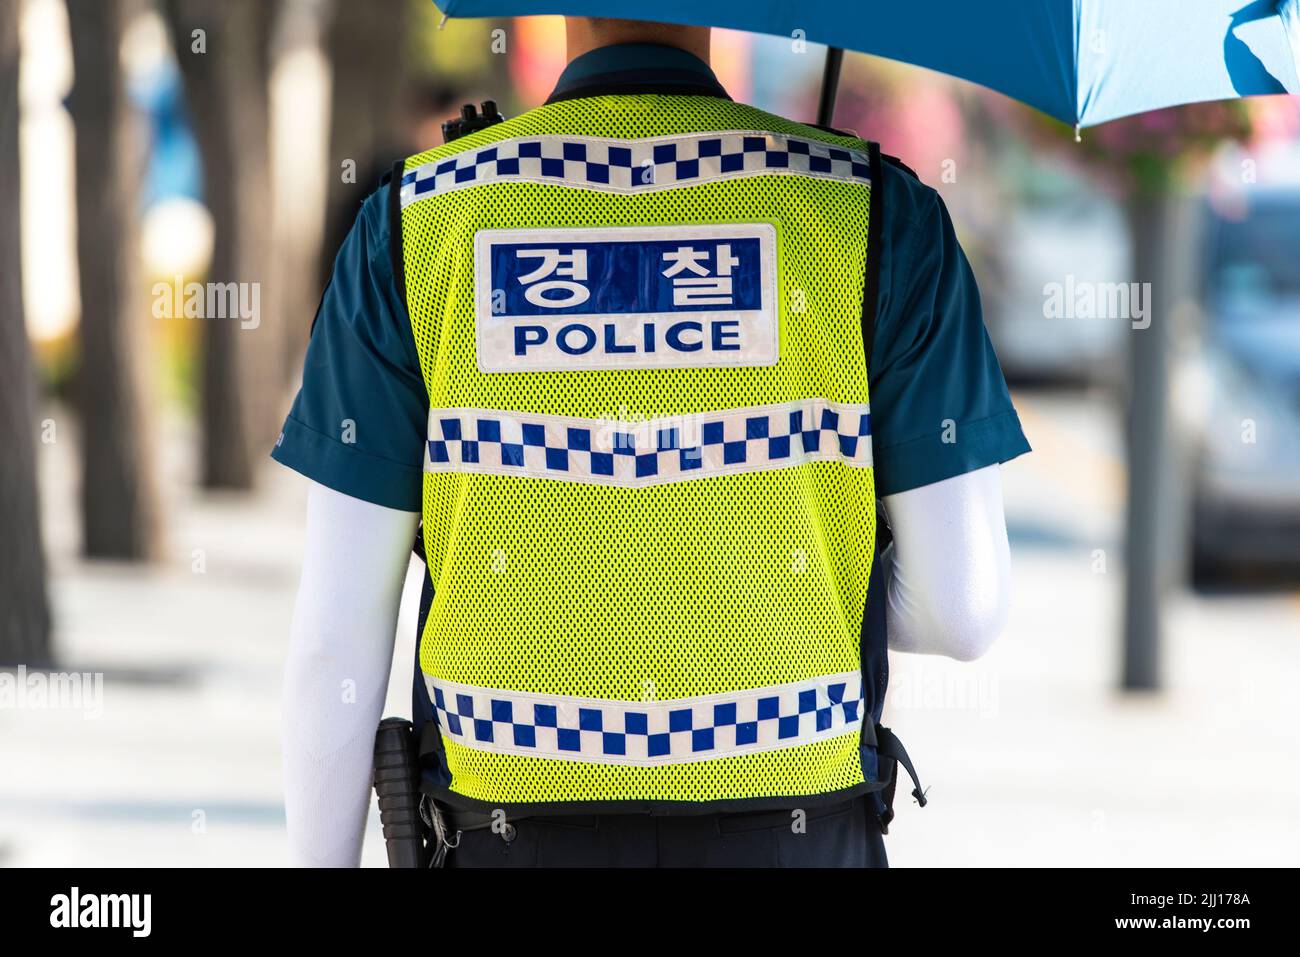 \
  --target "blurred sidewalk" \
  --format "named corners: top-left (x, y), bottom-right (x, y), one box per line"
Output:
top-left (885, 389), bottom-right (1300, 866)
top-left (0, 408), bottom-right (417, 868)
top-left (2, 392), bottom-right (1297, 867)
